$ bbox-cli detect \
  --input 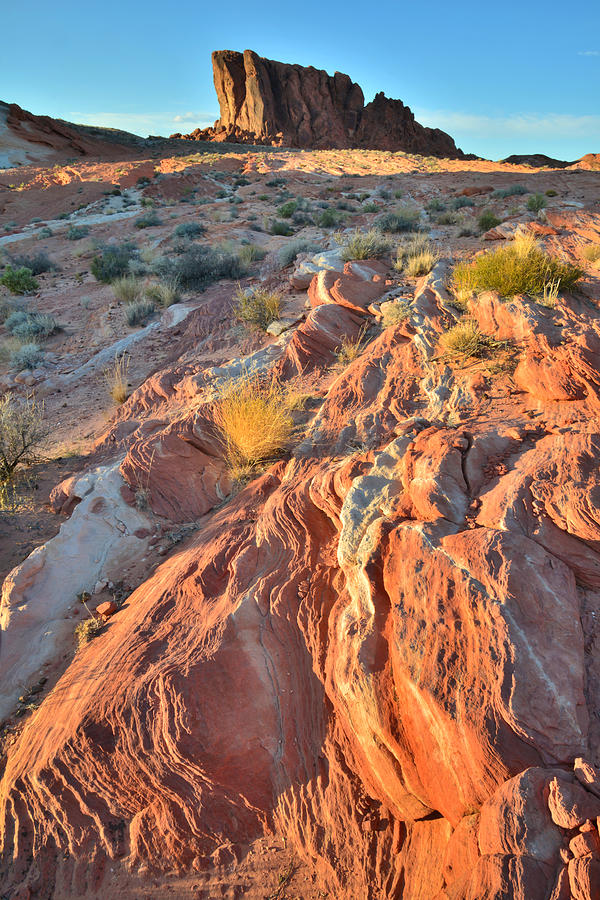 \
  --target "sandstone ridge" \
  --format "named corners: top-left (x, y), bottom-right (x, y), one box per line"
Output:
top-left (172, 48), bottom-right (464, 157)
